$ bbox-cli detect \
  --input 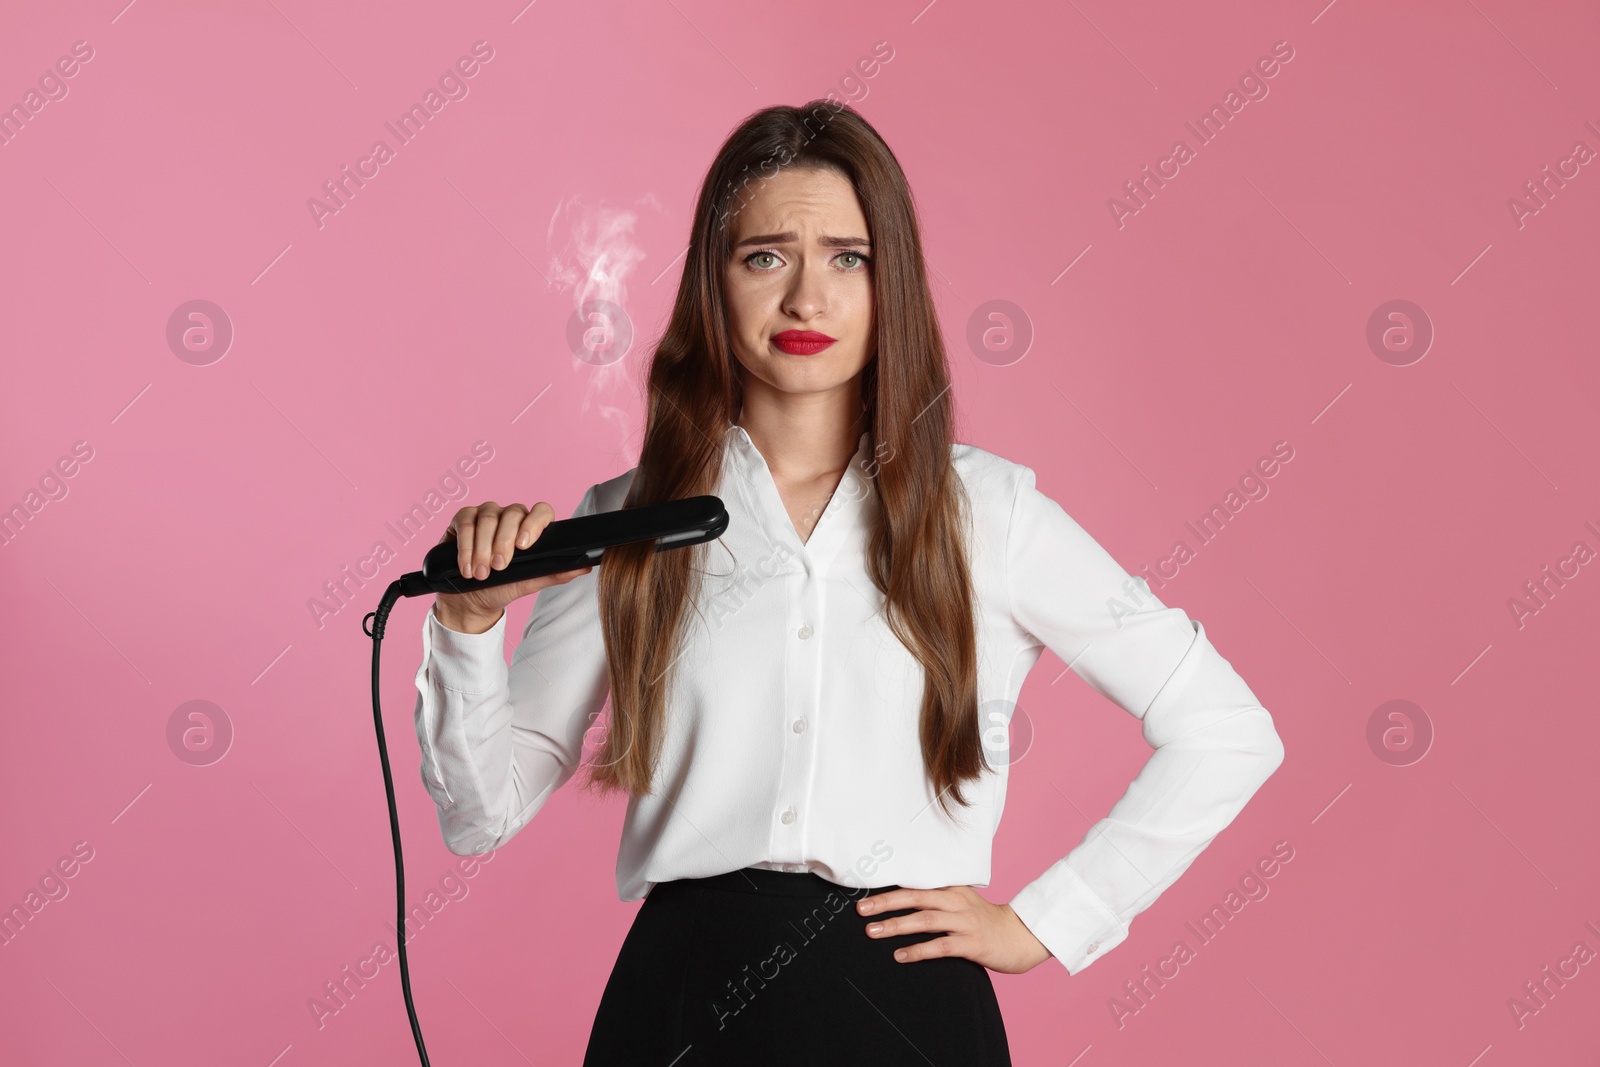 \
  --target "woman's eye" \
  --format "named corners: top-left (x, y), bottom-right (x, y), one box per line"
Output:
top-left (742, 250), bottom-right (870, 271)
